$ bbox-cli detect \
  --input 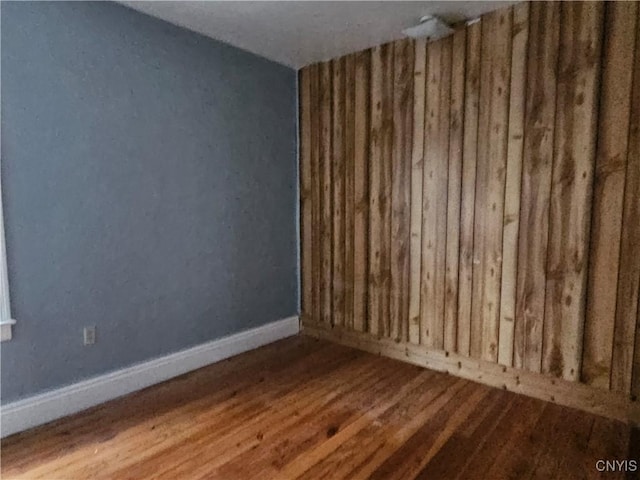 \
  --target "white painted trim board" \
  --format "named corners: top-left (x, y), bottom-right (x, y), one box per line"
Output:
top-left (1, 315), bottom-right (299, 437)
